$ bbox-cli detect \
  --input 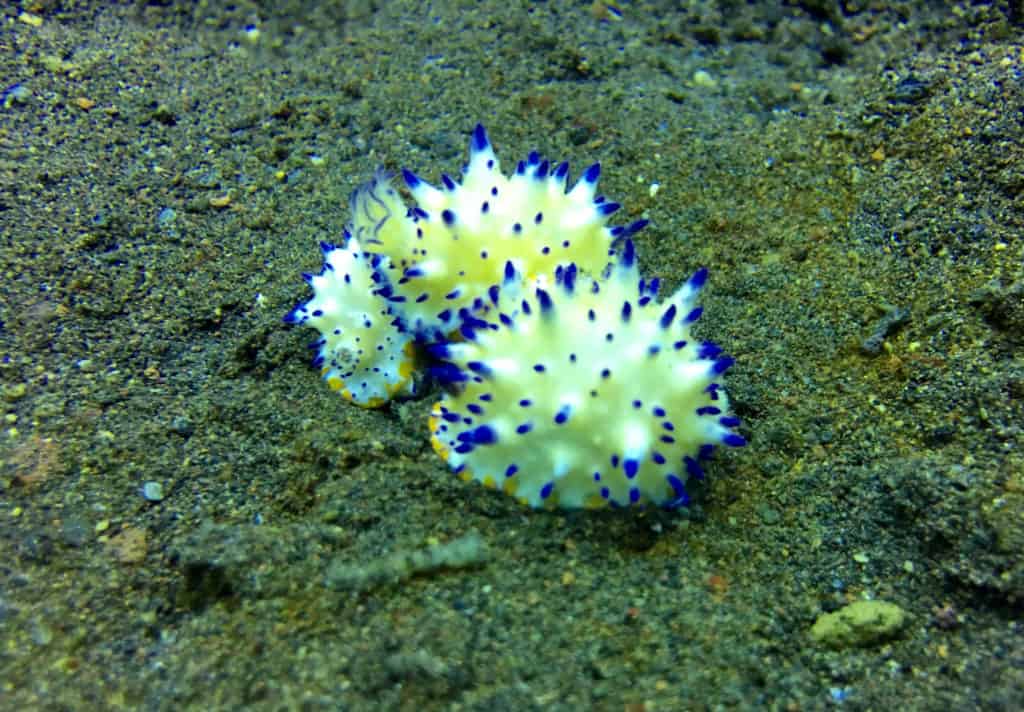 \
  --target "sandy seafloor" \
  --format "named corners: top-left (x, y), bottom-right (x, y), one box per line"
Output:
top-left (1, 1), bottom-right (1023, 710)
